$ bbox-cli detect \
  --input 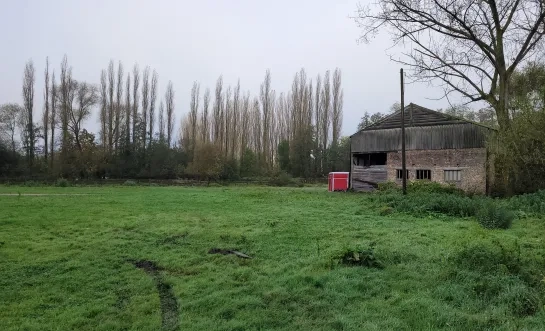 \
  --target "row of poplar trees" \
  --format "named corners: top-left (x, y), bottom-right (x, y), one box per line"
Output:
top-left (0, 56), bottom-right (347, 180)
